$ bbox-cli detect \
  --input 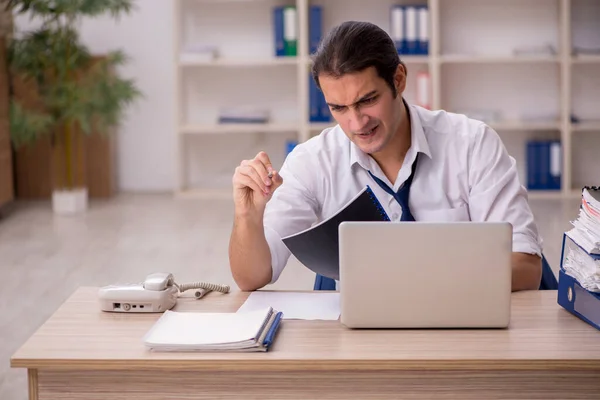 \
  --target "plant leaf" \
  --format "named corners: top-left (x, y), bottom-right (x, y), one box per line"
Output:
top-left (7, 0), bottom-right (135, 18)
top-left (9, 101), bottom-right (55, 148)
